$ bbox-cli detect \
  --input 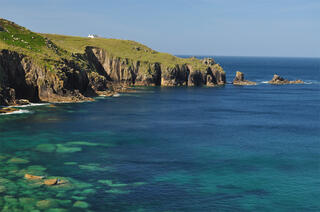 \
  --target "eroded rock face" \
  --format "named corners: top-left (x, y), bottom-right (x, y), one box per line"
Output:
top-left (0, 87), bottom-right (15, 105)
top-left (268, 74), bottom-right (304, 85)
top-left (233, 71), bottom-right (256, 85)
top-left (201, 58), bottom-right (215, 66)
top-left (162, 64), bottom-right (189, 86)
top-left (0, 47), bottom-right (226, 105)
top-left (86, 47), bottom-right (226, 87)
top-left (0, 49), bottom-right (98, 105)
